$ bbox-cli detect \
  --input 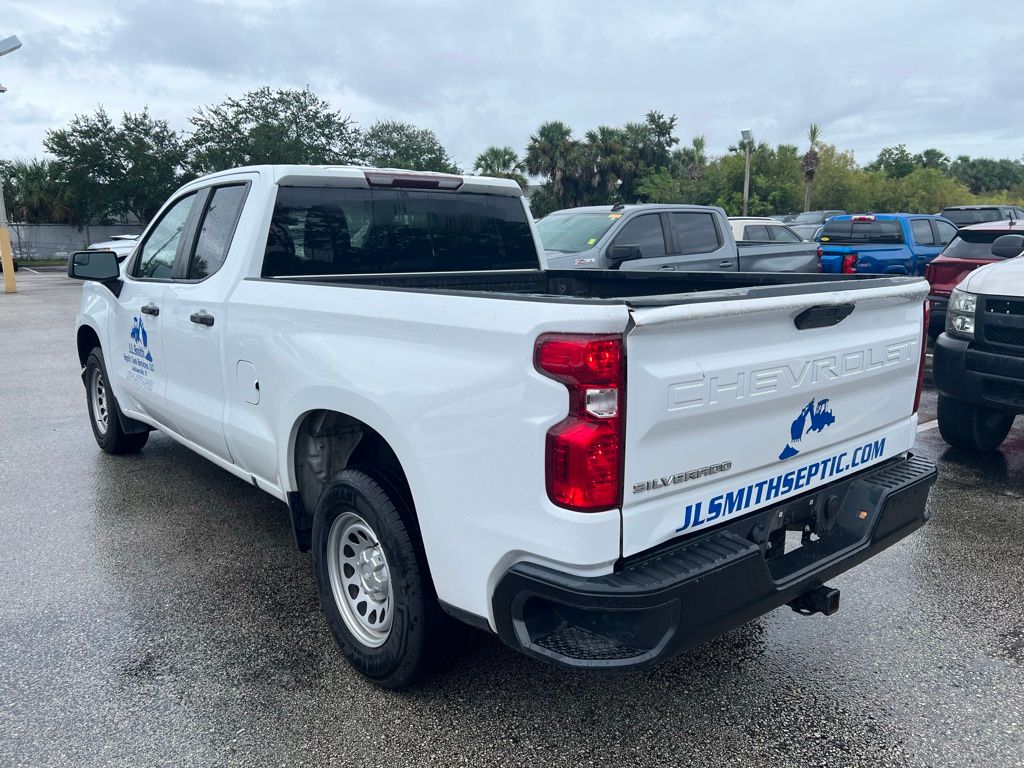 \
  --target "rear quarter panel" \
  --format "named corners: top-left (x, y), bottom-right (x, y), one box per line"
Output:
top-left (223, 280), bottom-right (631, 624)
